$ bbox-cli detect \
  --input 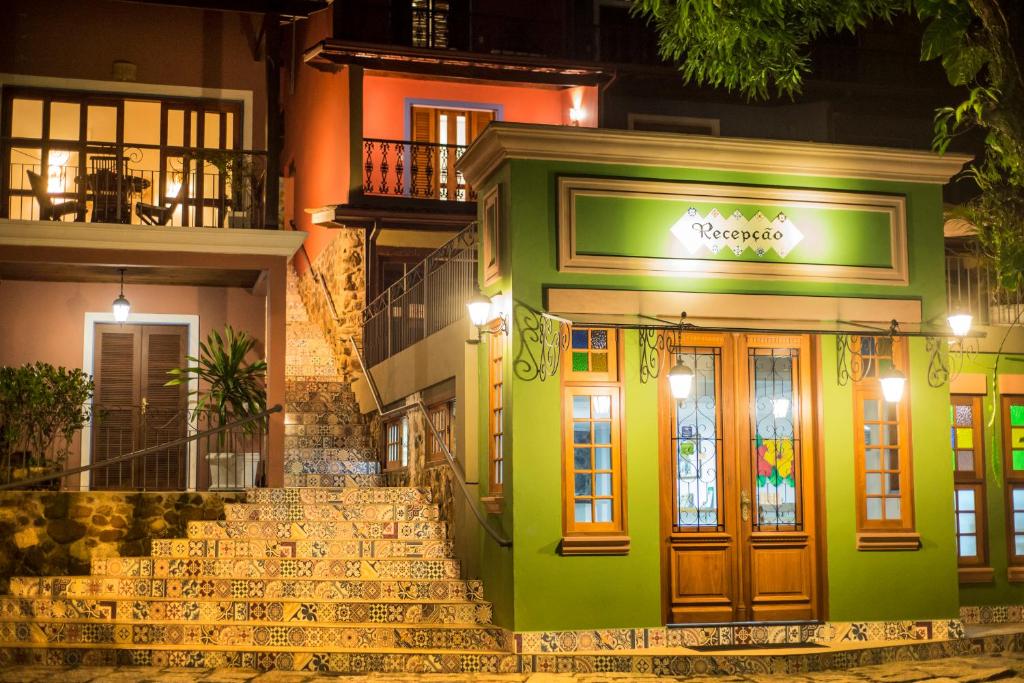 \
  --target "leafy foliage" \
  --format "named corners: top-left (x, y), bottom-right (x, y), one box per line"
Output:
top-left (165, 326), bottom-right (267, 440)
top-left (633, 0), bottom-right (1024, 291)
top-left (0, 363), bottom-right (94, 469)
